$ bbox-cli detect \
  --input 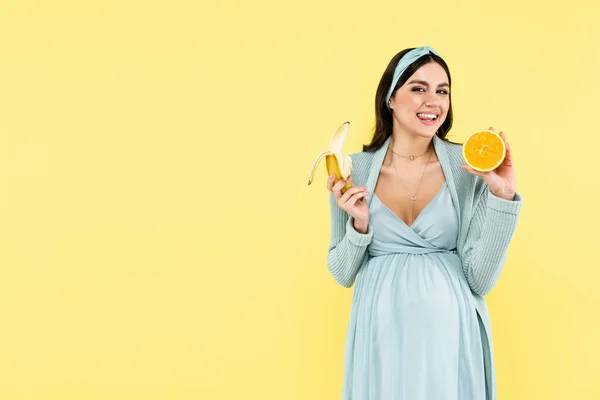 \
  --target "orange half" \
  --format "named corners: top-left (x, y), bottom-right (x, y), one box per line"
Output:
top-left (462, 130), bottom-right (506, 172)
